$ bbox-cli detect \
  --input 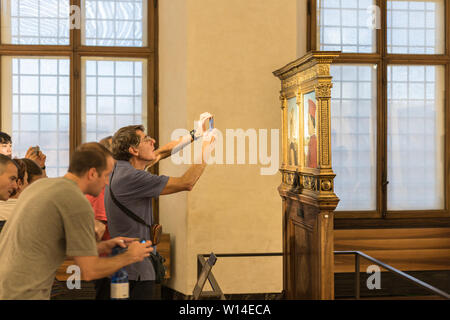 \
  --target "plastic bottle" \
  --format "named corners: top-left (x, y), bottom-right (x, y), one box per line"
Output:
top-left (110, 245), bottom-right (129, 300)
